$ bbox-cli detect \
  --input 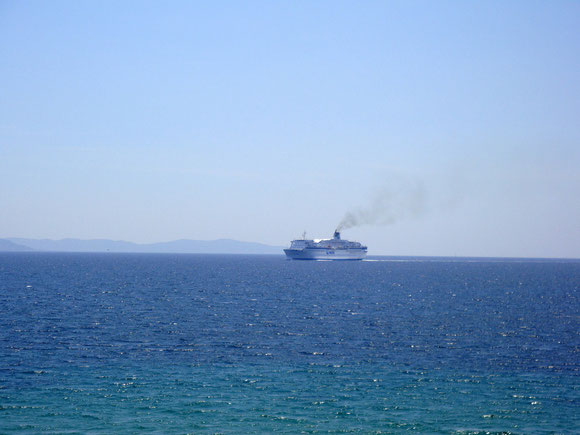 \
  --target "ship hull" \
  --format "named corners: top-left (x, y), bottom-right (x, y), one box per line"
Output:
top-left (284, 248), bottom-right (366, 260)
